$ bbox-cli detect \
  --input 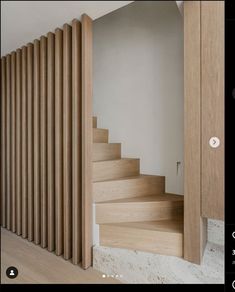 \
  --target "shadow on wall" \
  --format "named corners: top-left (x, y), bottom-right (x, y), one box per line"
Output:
top-left (93, 1), bottom-right (183, 194)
